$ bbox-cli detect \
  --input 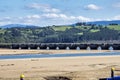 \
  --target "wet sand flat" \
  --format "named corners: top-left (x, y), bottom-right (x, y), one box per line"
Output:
top-left (0, 49), bottom-right (115, 55)
top-left (0, 56), bottom-right (120, 80)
